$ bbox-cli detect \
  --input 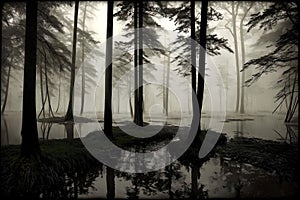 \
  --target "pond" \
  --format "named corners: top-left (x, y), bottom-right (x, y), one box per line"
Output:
top-left (1, 111), bottom-right (297, 145)
top-left (0, 111), bottom-right (298, 198)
